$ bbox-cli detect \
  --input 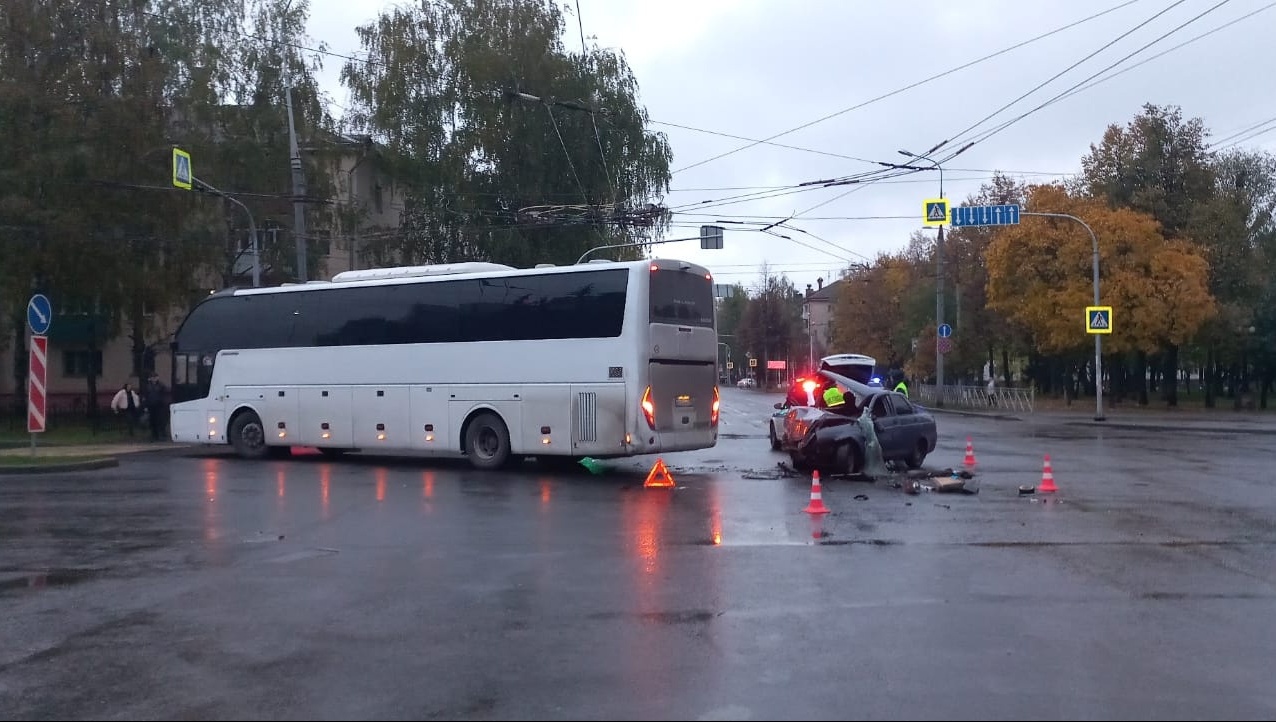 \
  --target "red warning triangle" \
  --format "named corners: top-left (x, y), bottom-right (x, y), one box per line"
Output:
top-left (644, 458), bottom-right (675, 488)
